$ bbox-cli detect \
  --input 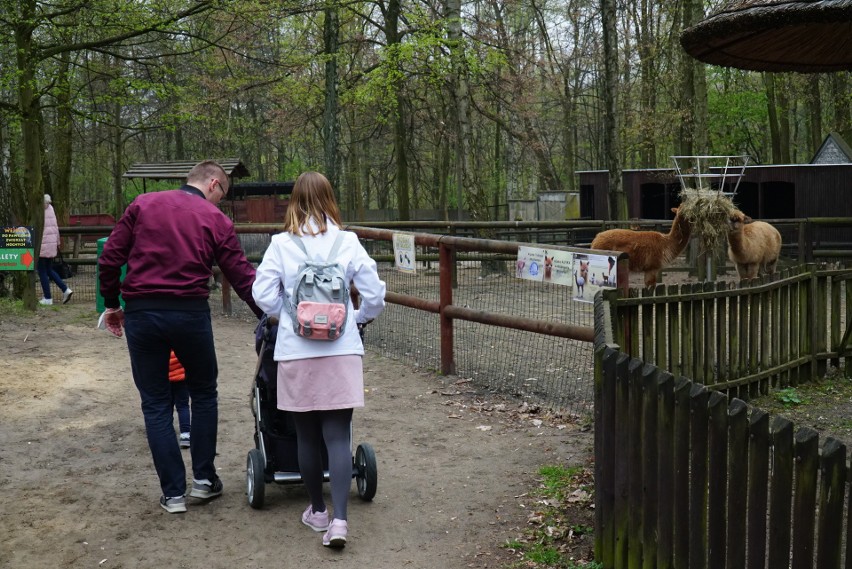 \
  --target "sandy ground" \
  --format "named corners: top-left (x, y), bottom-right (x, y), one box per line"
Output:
top-left (0, 303), bottom-right (593, 569)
